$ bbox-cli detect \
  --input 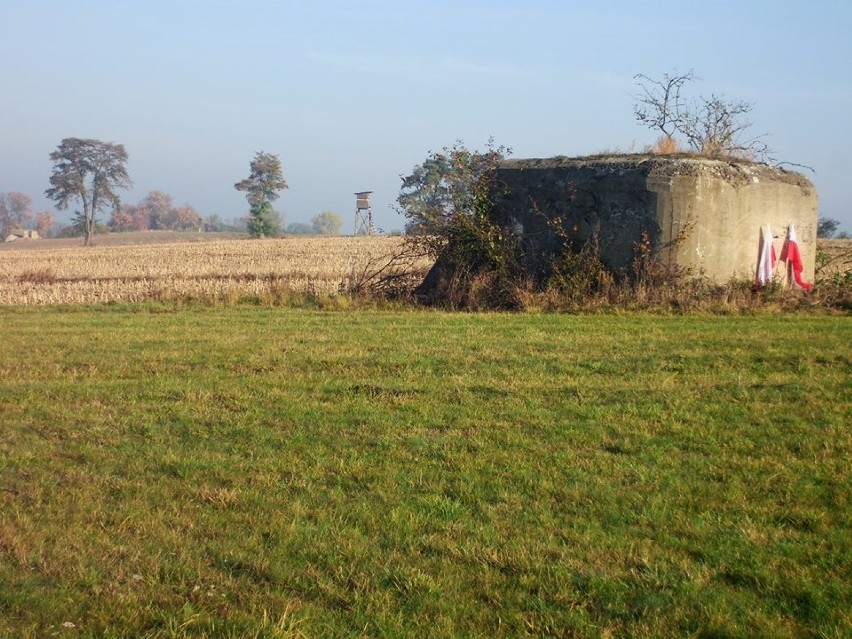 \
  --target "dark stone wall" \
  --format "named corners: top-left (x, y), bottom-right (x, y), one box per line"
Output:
top-left (491, 159), bottom-right (661, 275)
